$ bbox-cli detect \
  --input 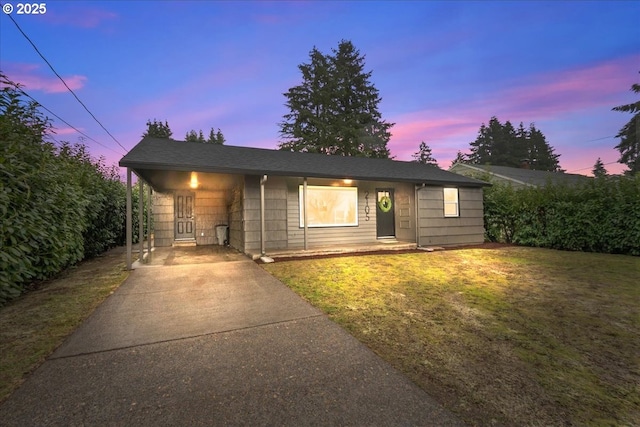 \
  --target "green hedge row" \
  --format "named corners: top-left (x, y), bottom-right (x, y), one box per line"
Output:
top-left (483, 175), bottom-right (640, 256)
top-left (1, 76), bottom-right (147, 305)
